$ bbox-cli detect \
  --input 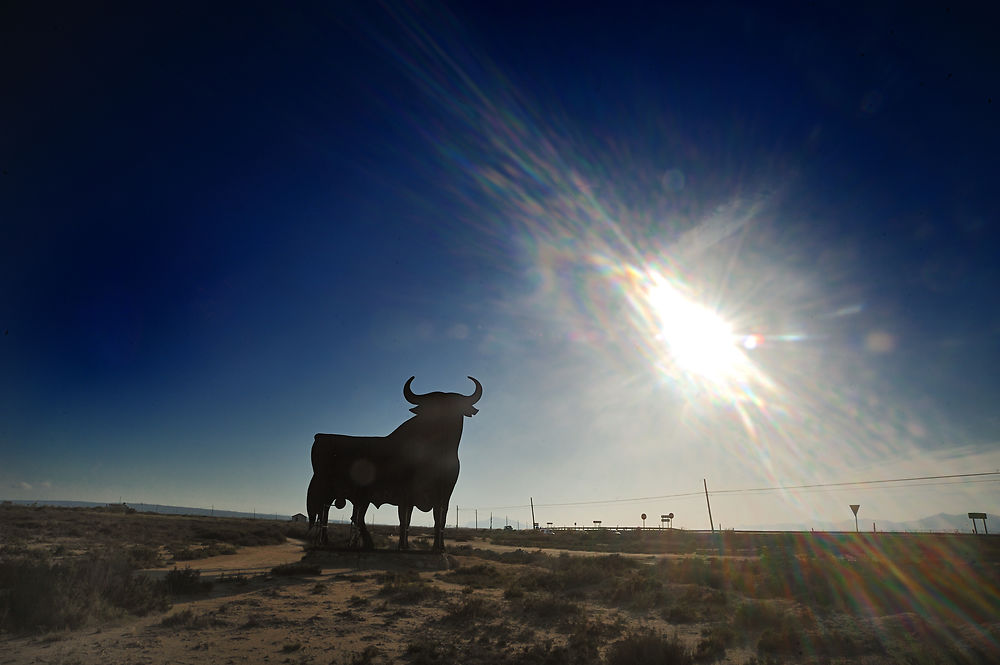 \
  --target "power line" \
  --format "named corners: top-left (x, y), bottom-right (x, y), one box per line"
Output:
top-left (710, 471), bottom-right (1000, 495)
top-left (473, 471), bottom-right (1000, 511)
top-left (481, 490), bottom-right (705, 511)
top-left (751, 477), bottom-right (1000, 496)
